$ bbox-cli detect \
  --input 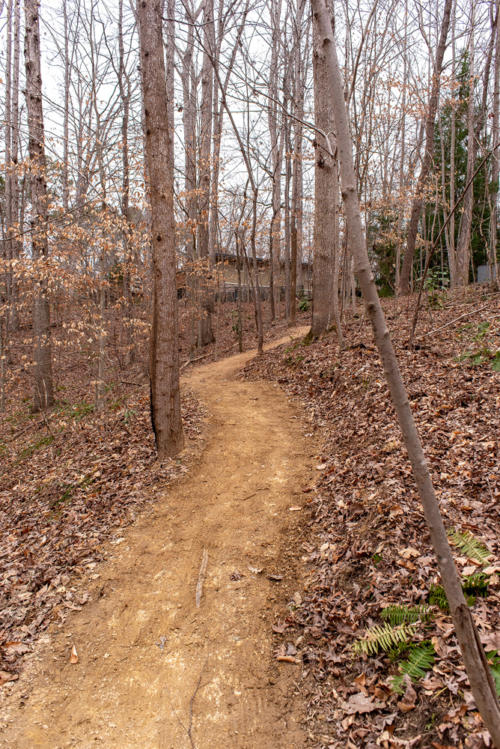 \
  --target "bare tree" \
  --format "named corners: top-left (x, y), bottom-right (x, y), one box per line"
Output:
top-left (137, 0), bottom-right (183, 457)
top-left (399, 0), bottom-right (452, 295)
top-left (310, 0), bottom-right (341, 341)
top-left (24, 0), bottom-right (55, 411)
top-left (489, 0), bottom-right (500, 287)
top-left (197, 0), bottom-right (215, 346)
